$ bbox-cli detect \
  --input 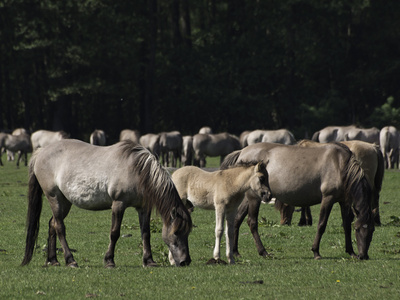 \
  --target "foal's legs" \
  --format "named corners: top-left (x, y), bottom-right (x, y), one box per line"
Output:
top-left (225, 210), bottom-right (237, 264)
top-left (104, 201), bottom-right (126, 268)
top-left (311, 198), bottom-right (334, 259)
top-left (137, 208), bottom-right (157, 267)
top-left (213, 207), bottom-right (225, 261)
